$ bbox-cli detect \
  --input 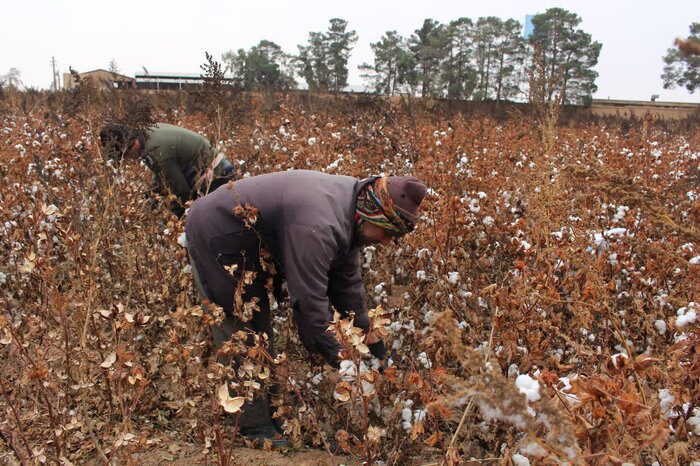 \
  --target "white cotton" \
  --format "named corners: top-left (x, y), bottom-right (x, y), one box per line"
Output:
top-left (401, 407), bottom-right (412, 423)
top-left (0, 271), bottom-right (6, 284)
top-left (659, 388), bottom-right (676, 419)
top-left (447, 271), bottom-right (460, 285)
top-left (689, 256), bottom-right (700, 265)
top-left (605, 228), bottom-right (627, 237)
top-left (339, 360), bottom-right (358, 381)
top-left (413, 409), bottom-right (427, 423)
top-left (507, 364), bottom-right (519, 378)
top-left (512, 454), bottom-right (531, 466)
top-left (307, 137), bottom-right (317, 146)
top-left (422, 311), bottom-right (436, 325)
top-left (519, 441), bottom-right (547, 457)
top-left (613, 205), bottom-right (629, 223)
top-left (374, 283), bottom-right (384, 295)
top-left (515, 374), bottom-right (541, 402)
top-left (482, 216), bottom-right (495, 227)
top-left (676, 306), bottom-right (697, 328)
top-left (417, 352), bottom-right (432, 369)
top-left (416, 270), bottom-right (427, 281)
top-left (177, 232), bottom-right (188, 248)
top-left (654, 319), bottom-right (667, 335)
top-left (401, 405), bottom-right (414, 432)
top-left (687, 407), bottom-right (700, 435)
